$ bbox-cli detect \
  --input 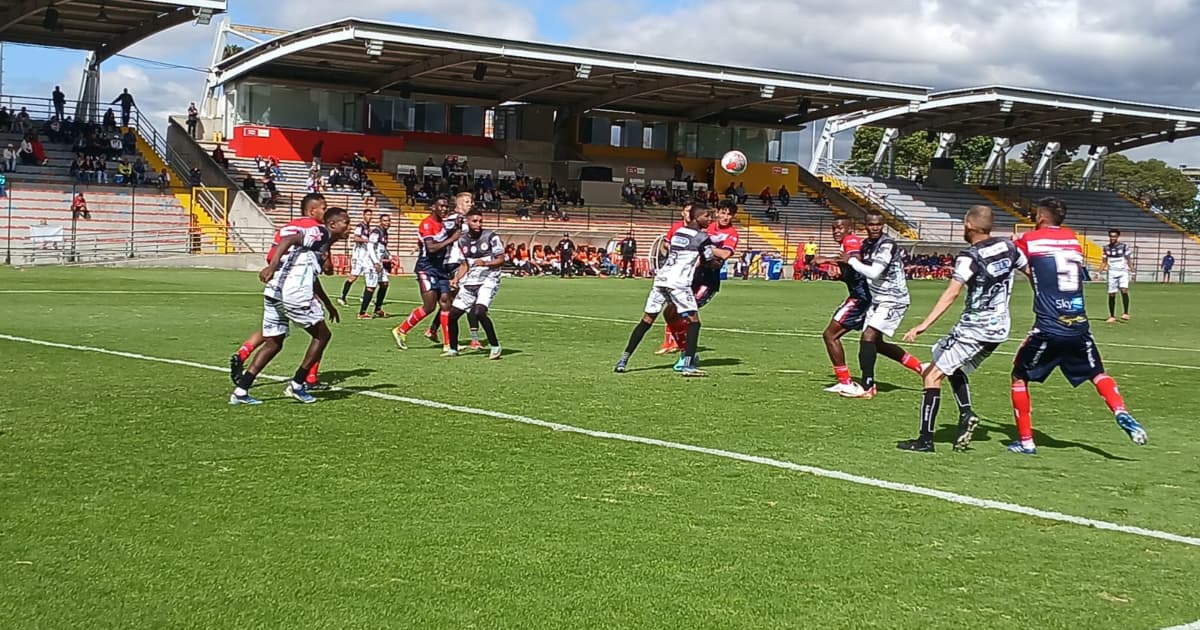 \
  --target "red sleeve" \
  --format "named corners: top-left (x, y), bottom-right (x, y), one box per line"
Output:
top-left (841, 234), bottom-right (862, 255)
top-left (1013, 232), bottom-right (1029, 255)
top-left (418, 217), bottom-right (438, 240)
top-left (665, 221), bottom-right (683, 240)
top-left (721, 227), bottom-right (740, 252)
